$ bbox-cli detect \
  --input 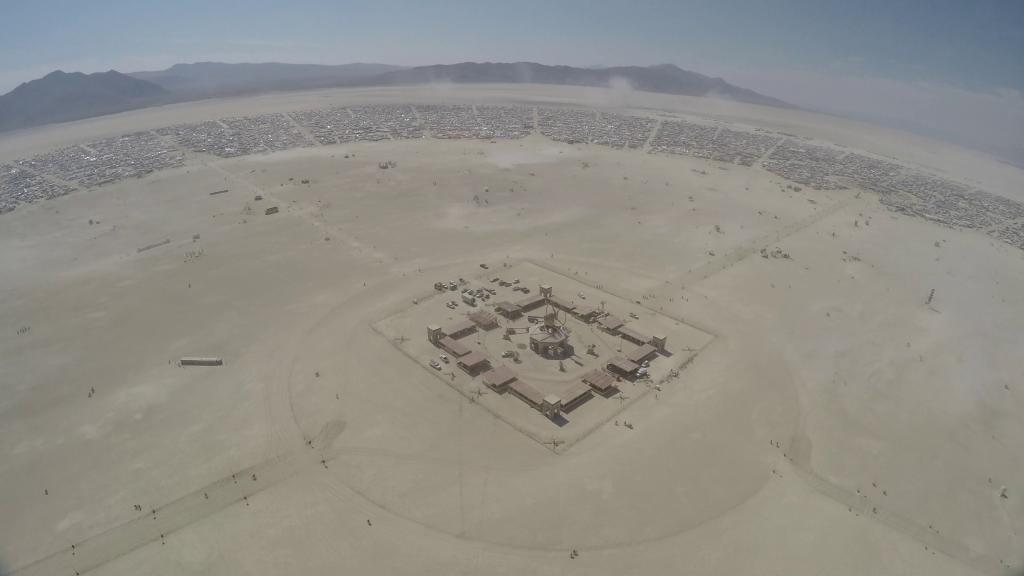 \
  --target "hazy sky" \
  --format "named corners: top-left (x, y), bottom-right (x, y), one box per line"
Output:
top-left (2, 0), bottom-right (1022, 161)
